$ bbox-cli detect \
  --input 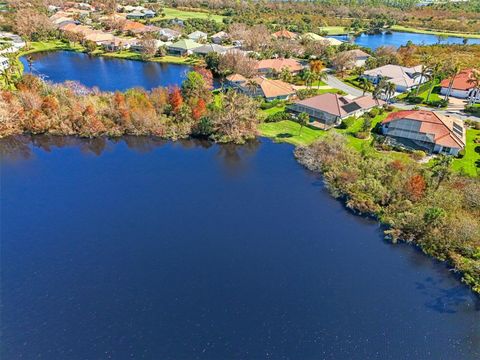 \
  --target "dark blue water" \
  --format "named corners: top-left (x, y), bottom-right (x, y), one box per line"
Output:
top-left (1, 136), bottom-right (479, 359)
top-left (21, 51), bottom-right (193, 91)
top-left (332, 31), bottom-right (480, 50)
